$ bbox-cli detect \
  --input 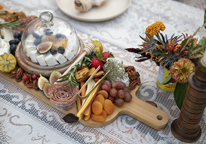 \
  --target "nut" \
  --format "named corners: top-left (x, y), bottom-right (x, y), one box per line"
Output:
top-left (11, 69), bottom-right (18, 74)
top-left (33, 79), bottom-right (39, 90)
top-left (16, 68), bottom-right (23, 79)
top-left (137, 77), bottom-right (141, 85)
top-left (129, 80), bottom-right (138, 90)
top-left (15, 78), bottom-right (22, 82)
top-left (10, 74), bottom-right (16, 78)
top-left (25, 83), bottom-right (33, 88)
